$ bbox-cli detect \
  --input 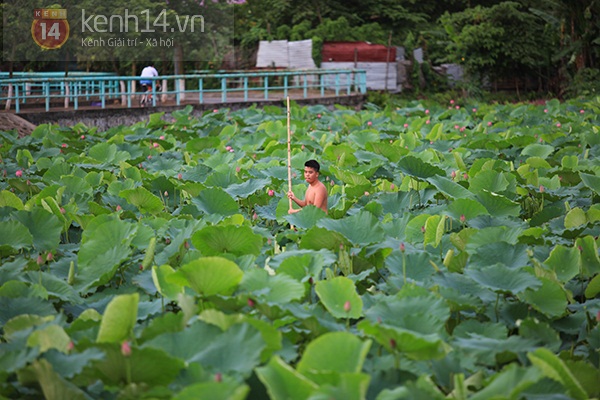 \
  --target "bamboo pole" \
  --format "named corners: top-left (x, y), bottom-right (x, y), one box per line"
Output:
top-left (287, 96), bottom-right (293, 211)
